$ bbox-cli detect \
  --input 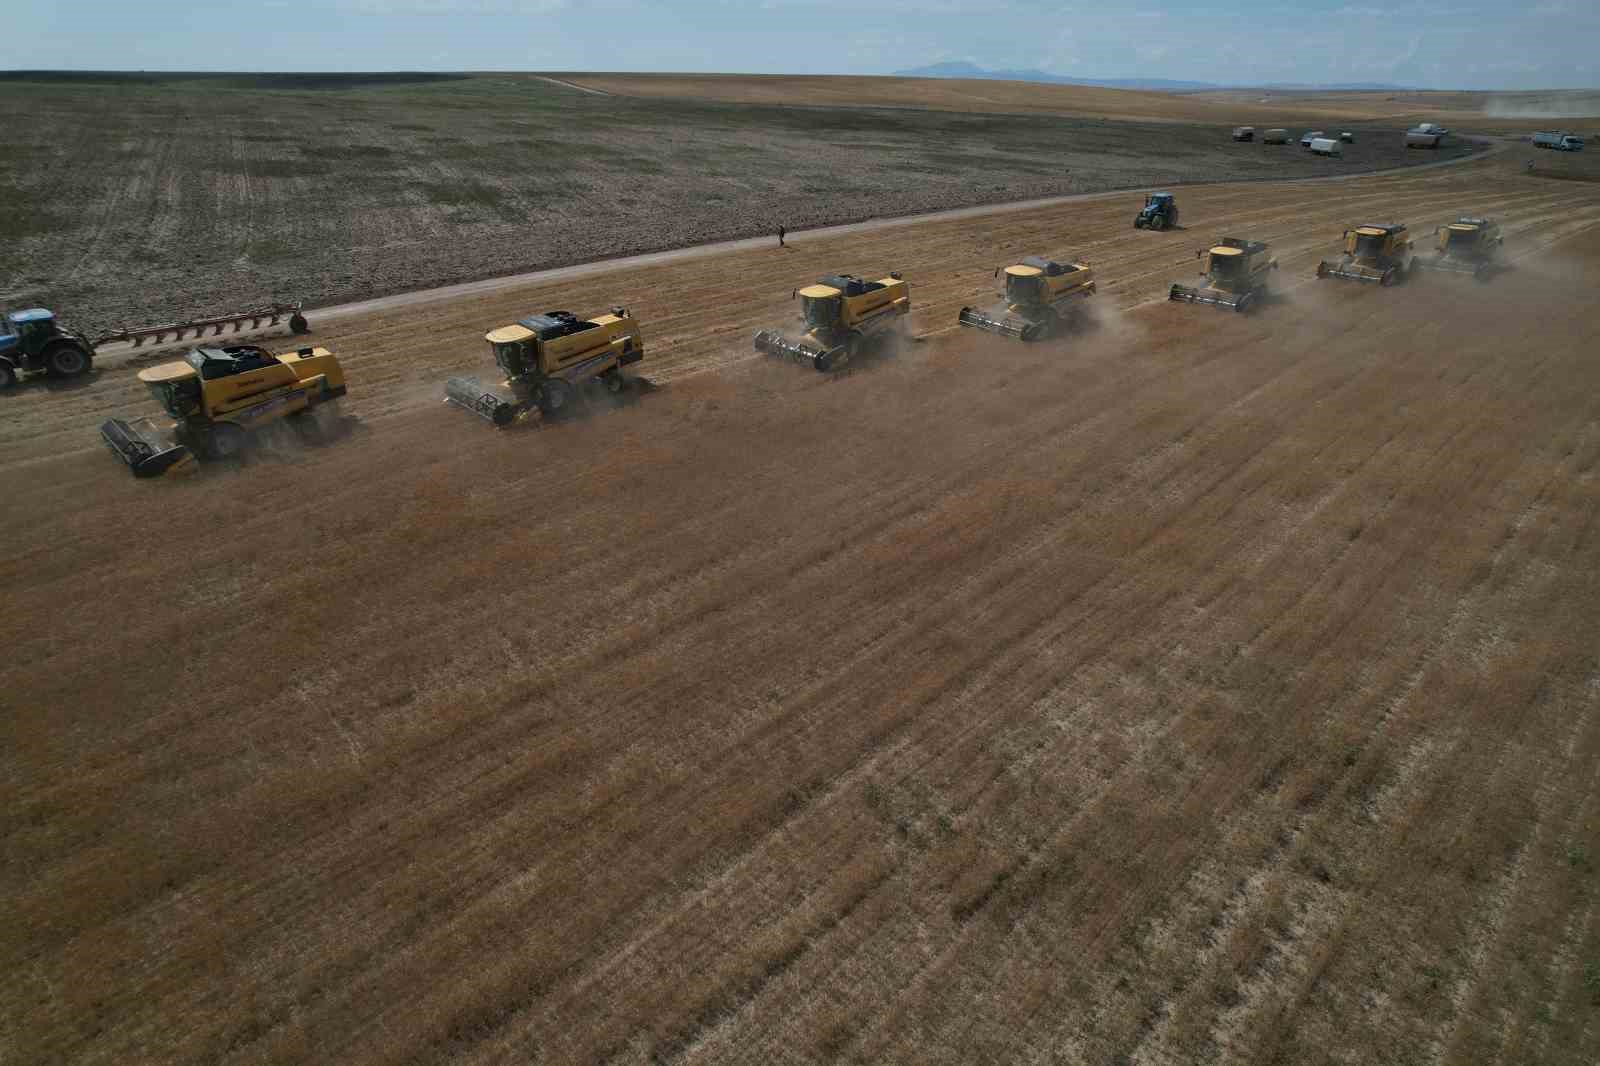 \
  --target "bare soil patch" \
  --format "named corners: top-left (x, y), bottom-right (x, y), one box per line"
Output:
top-left (4, 151), bottom-right (1600, 1064)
